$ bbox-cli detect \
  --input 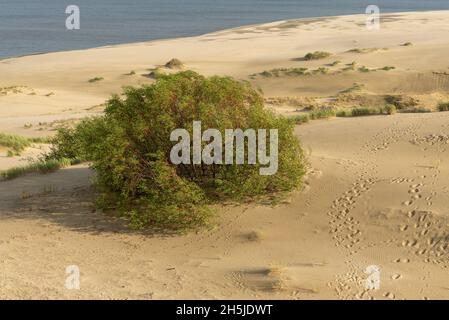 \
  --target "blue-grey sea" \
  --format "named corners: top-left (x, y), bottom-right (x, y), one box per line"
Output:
top-left (1, 0), bottom-right (449, 58)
